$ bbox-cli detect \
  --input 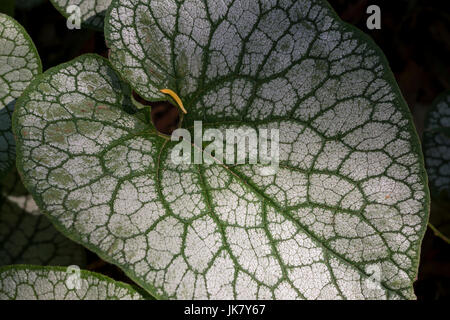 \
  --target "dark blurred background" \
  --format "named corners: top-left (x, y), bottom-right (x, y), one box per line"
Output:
top-left (2, 0), bottom-right (450, 300)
